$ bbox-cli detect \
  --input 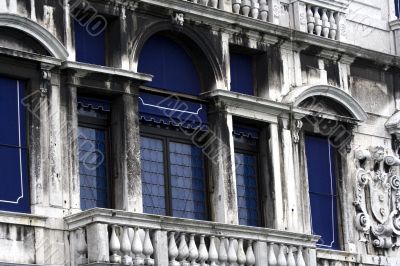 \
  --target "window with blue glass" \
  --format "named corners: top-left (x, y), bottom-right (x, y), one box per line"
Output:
top-left (305, 135), bottom-right (340, 249)
top-left (74, 16), bottom-right (106, 65)
top-left (234, 125), bottom-right (261, 226)
top-left (0, 76), bottom-right (29, 213)
top-left (230, 52), bottom-right (254, 95)
top-left (140, 129), bottom-right (208, 220)
top-left (78, 98), bottom-right (110, 210)
top-left (396, 0), bottom-right (400, 18)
